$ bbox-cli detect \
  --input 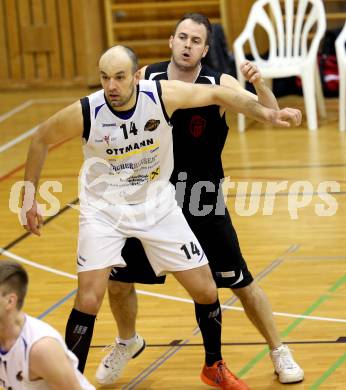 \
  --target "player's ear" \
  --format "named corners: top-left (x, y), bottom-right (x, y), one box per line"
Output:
top-left (202, 45), bottom-right (209, 58)
top-left (169, 35), bottom-right (174, 49)
top-left (6, 292), bottom-right (18, 309)
top-left (134, 69), bottom-right (141, 84)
